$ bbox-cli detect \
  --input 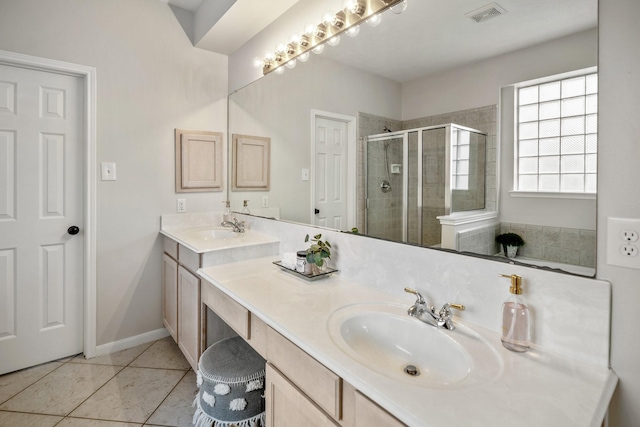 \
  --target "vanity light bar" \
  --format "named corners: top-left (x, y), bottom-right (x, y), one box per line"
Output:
top-left (261, 0), bottom-right (405, 75)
